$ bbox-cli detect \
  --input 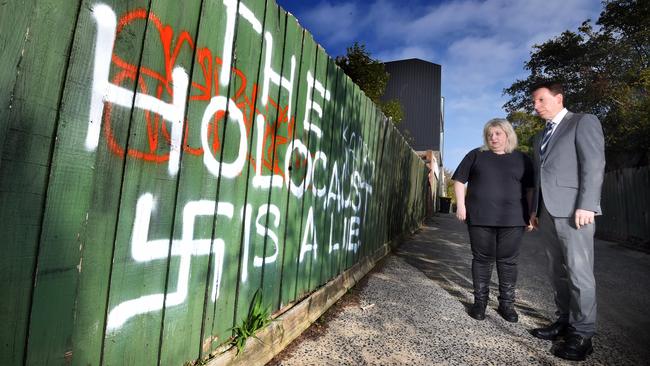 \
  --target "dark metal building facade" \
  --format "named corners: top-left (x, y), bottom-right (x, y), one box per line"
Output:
top-left (382, 58), bottom-right (443, 154)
